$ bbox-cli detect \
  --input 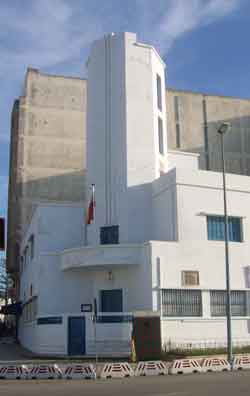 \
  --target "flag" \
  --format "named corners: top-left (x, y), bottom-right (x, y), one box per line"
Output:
top-left (86, 184), bottom-right (96, 225)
